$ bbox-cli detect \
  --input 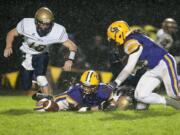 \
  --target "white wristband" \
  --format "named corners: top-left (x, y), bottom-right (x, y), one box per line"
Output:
top-left (68, 51), bottom-right (76, 60)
